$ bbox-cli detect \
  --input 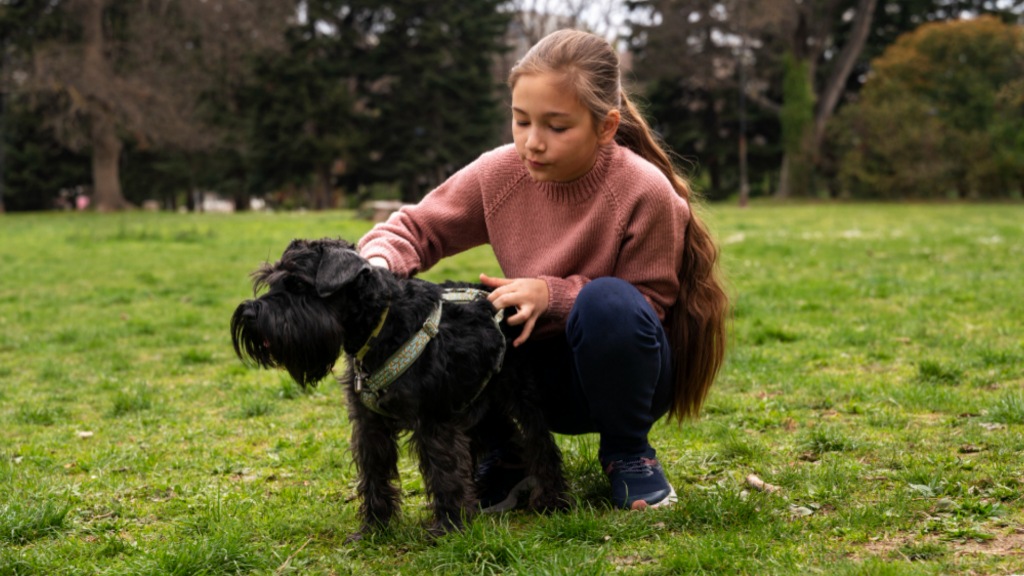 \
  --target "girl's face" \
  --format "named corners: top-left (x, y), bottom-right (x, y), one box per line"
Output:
top-left (511, 73), bottom-right (619, 183)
